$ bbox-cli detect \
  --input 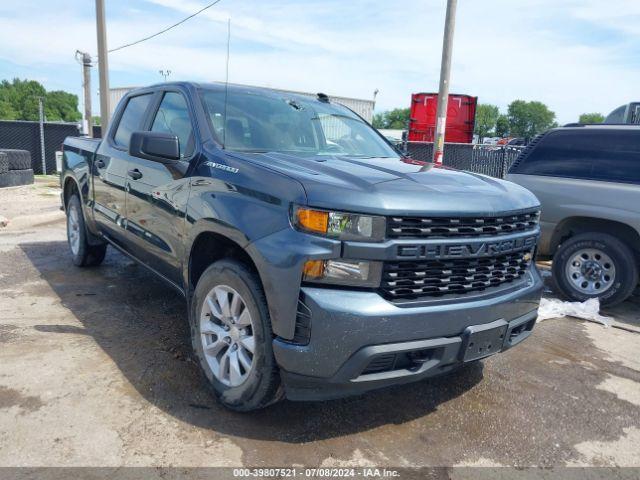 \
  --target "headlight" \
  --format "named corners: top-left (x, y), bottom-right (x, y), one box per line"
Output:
top-left (303, 259), bottom-right (382, 287)
top-left (293, 206), bottom-right (386, 242)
